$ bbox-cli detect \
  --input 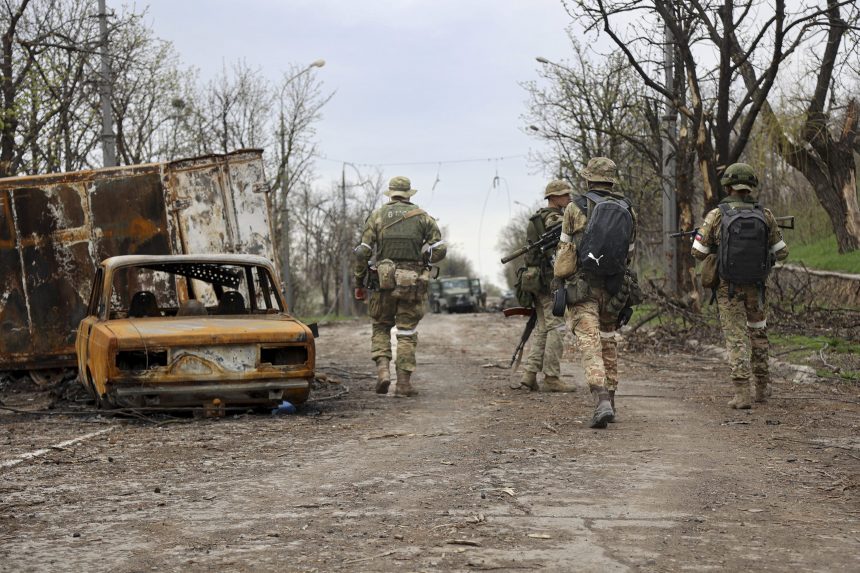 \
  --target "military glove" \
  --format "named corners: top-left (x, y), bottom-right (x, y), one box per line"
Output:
top-left (354, 287), bottom-right (367, 301)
